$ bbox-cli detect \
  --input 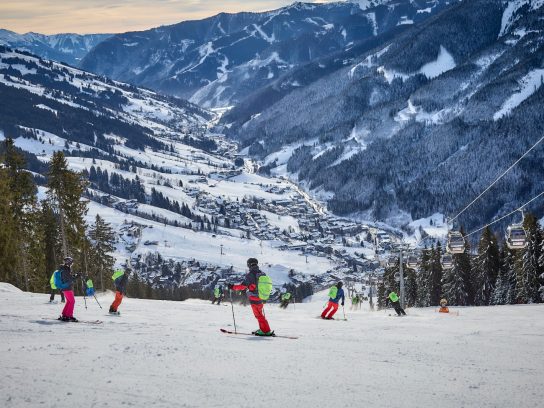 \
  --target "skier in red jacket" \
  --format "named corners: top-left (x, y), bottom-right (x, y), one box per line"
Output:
top-left (228, 258), bottom-right (274, 336)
